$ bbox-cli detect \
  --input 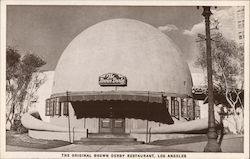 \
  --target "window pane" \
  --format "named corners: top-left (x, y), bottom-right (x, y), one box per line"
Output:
top-left (101, 119), bottom-right (111, 128)
top-left (114, 120), bottom-right (123, 128)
